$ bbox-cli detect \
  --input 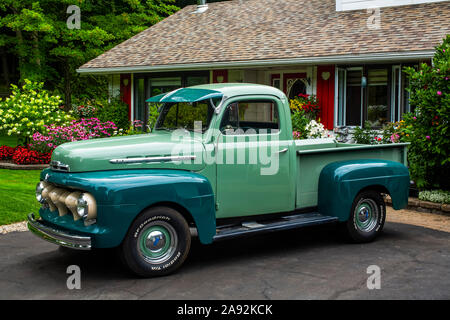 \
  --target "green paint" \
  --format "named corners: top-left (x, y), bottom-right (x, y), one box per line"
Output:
top-left (32, 84), bottom-right (410, 248)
